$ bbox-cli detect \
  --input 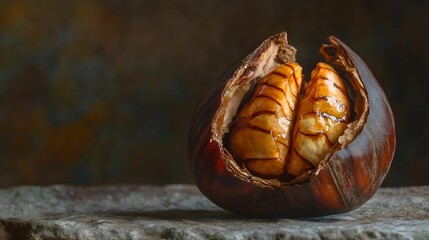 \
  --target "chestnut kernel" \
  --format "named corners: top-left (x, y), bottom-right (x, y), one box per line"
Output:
top-left (188, 32), bottom-right (396, 217)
